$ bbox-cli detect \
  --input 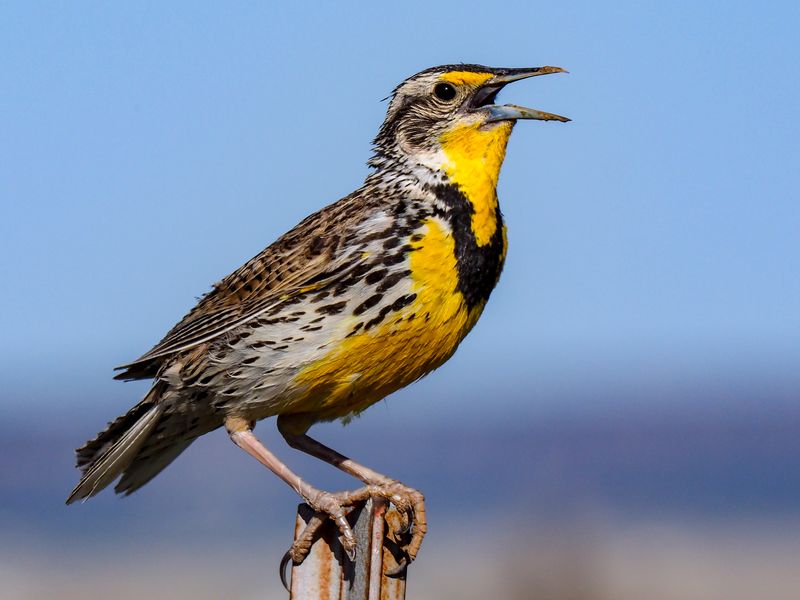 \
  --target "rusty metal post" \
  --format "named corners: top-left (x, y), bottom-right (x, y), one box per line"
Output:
top-left (287, 497), bottom-right (407, 600)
